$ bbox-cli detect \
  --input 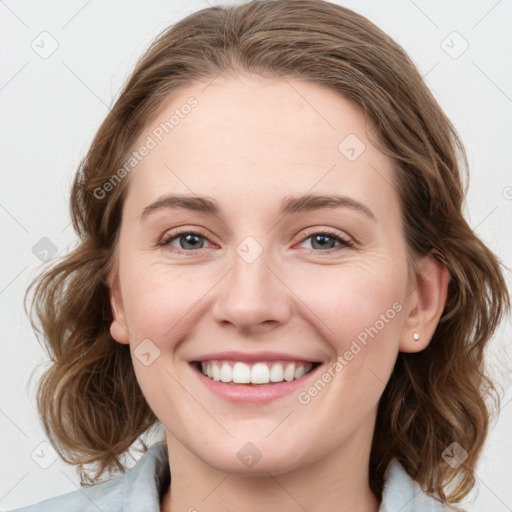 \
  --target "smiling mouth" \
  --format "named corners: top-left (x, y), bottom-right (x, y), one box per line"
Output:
top-left (191, 360), bottom-right (322, 385)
